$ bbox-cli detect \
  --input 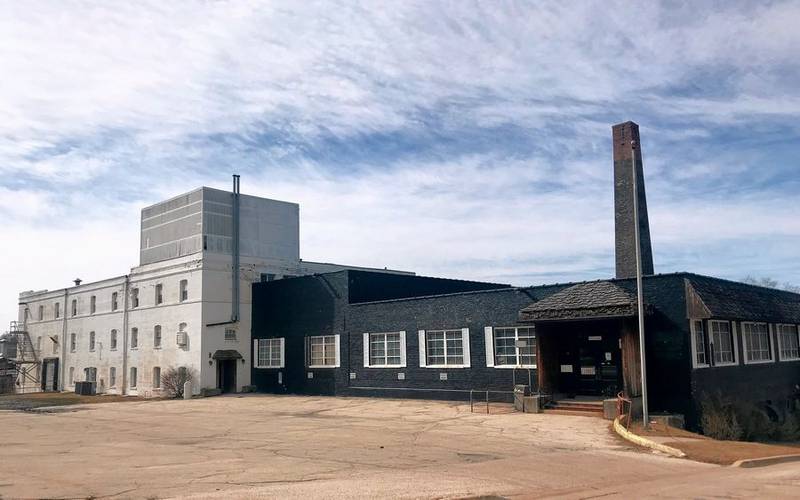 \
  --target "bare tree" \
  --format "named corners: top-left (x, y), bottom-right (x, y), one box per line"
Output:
top-left (742, 276), bottom-right (799, 293)
top-left (161, 366), bottom-right (196, 398)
